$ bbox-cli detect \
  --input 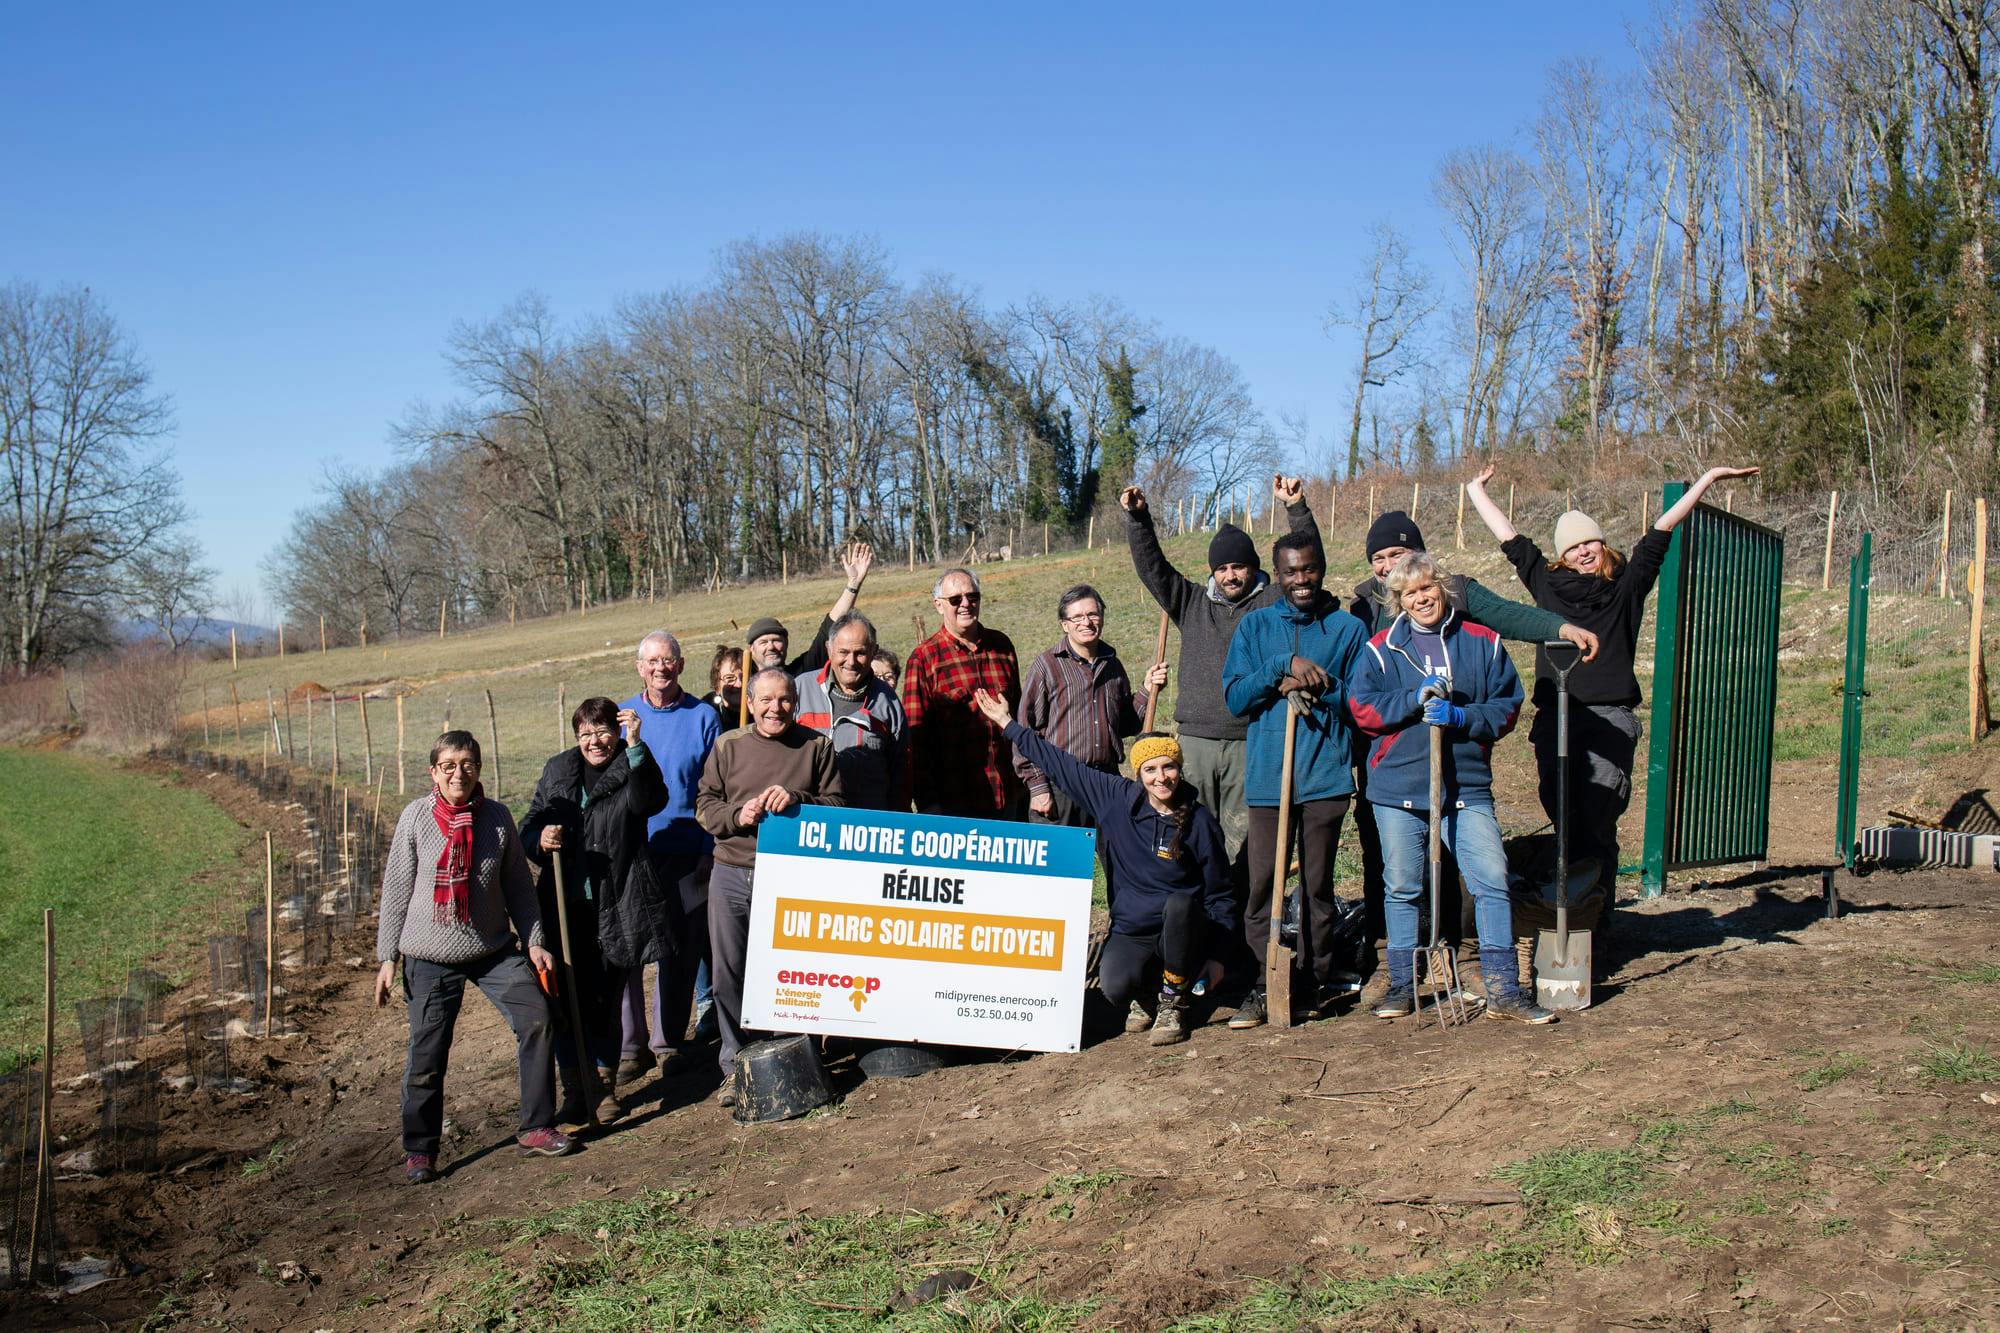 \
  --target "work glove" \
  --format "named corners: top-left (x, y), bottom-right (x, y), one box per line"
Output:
top-left (1423, 698), bottom-right (1466, 729)
top-left (1418, 672), bottom-right (1450, 701)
